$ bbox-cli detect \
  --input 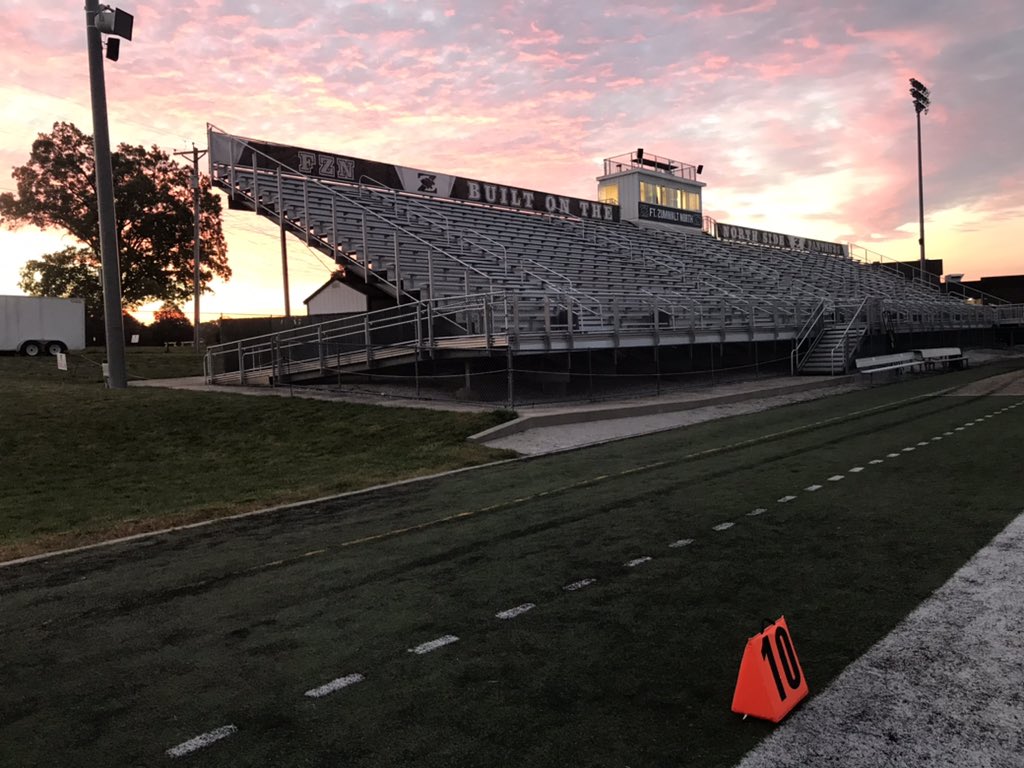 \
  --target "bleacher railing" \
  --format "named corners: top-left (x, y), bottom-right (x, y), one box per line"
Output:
top-left (208, 126), bottom-right (496, 304)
